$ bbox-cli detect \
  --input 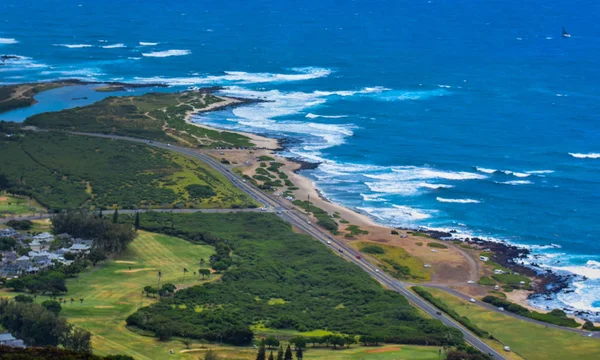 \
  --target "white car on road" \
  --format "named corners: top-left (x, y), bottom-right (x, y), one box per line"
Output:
top-left (469, 298), bottom-right (476, 303)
